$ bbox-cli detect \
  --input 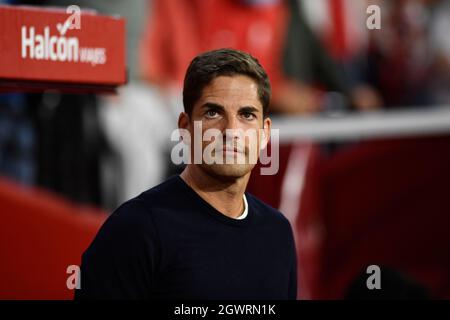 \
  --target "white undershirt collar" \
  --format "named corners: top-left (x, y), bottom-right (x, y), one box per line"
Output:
top-left (235, 194), bottom-right (248, 220)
